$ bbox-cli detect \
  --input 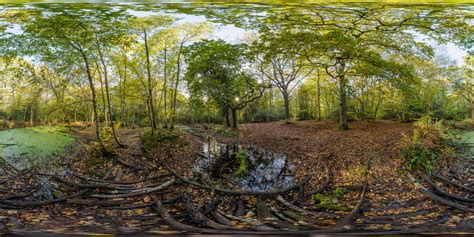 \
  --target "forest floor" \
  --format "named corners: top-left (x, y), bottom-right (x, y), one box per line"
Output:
top-left (0, 120), bottom-right (472, 234)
